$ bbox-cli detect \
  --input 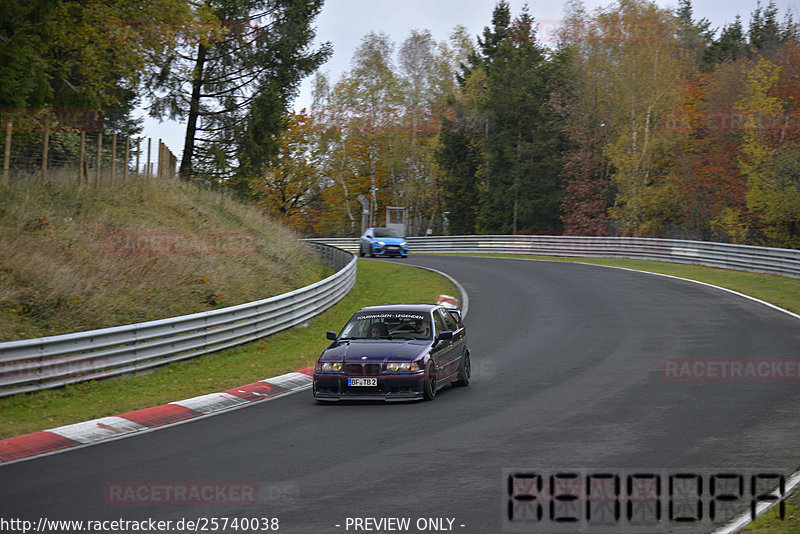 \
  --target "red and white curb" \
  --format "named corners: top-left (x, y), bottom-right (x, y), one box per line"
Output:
top-left (0, 367), bottom-right (314, 465)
